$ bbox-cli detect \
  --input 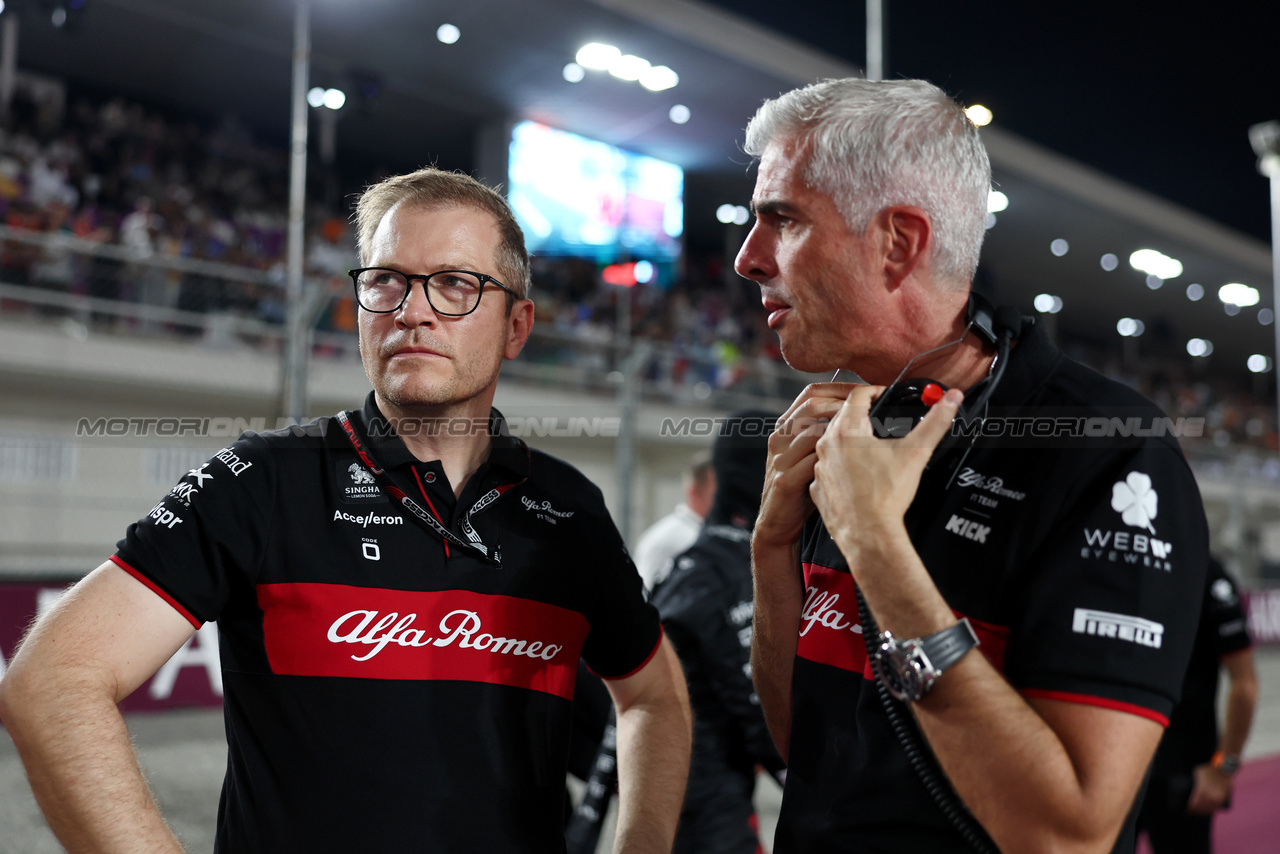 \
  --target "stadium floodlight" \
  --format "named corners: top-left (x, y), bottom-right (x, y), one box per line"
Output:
top-left (987, 191), bottom-right (1008, 213)
top-left (640, 66), bottom-right (678, 92)
top-left (576, 43), bottom-right (620, 70)
top-left (1219, 283), bottom-right (1260, 307)
top-left (965, 105), bottom-right (993, 126)
top-left (1186, 338), bottom-right (1213, 357)
top-left (609, 54), bottom-right (650, 81)
top-left (1129, 248), bottom-right (1183, 281)
top-left (1117, 317), bottom-right (1144, 337)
